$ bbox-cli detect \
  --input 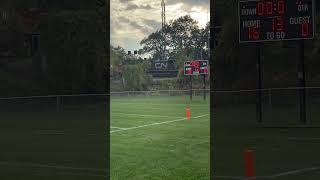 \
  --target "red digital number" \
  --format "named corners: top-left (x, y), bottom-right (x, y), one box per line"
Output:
top-left (257, 1), bottom-right (265, 16)
top-left (195, 61), bottom-right (200, 72)
top-left (257, 1), bottom-right (274, 16)
top-left (272, 16), bottom-right (285, 32)
top-left (190, 61), bottom-right (199, 67)
top-left (301, 22), bottom-right (309, 37)
top-left (272, 18), bottom-right (275, 31)
top-left (248, 26), bottom-right (260, 40)
top-left (277, 17), bottom-right (285, 32)
top-left (266, 1), bottom-right (273, 15)
top-left (278, 0), bottom-right (285, 14)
